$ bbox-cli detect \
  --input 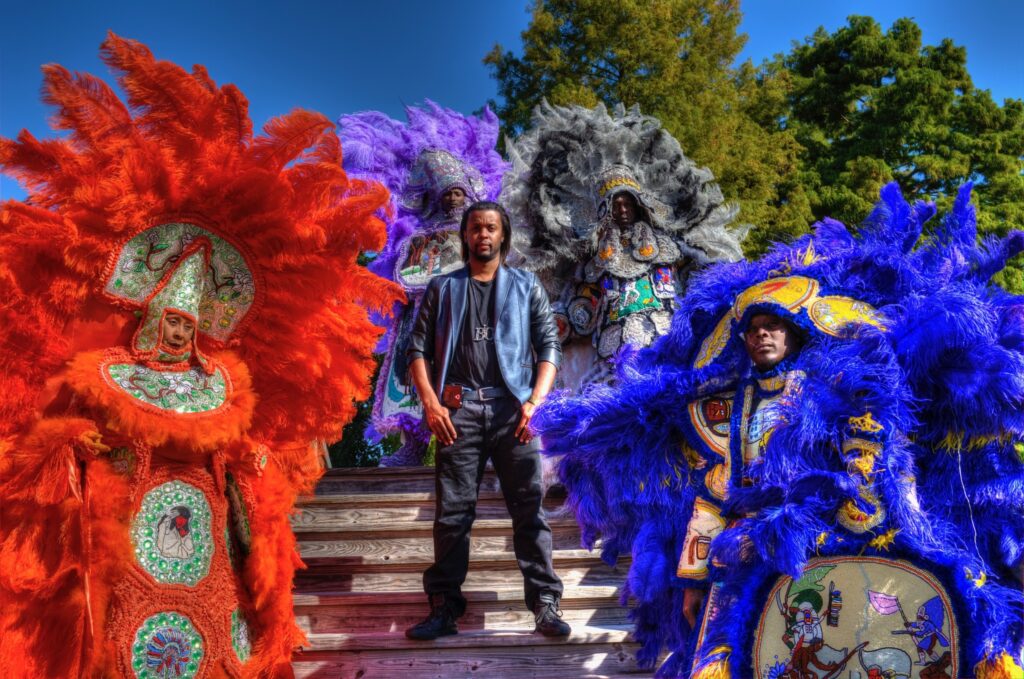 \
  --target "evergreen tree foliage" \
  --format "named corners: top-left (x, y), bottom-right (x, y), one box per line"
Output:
top-left (767, 15), bottom-right (1024, 287)
top-left (484, 0), bottom-right (815, 253)
top-left (486, 5), bottom-right (1023, 285)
